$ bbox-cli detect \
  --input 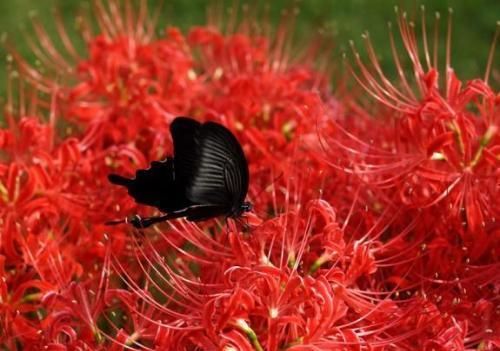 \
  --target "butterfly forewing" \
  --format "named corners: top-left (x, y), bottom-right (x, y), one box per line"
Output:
top-left (206, 122), bottom-right (249, 207)
top-left (187, 122), bottom-right (249, 212)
